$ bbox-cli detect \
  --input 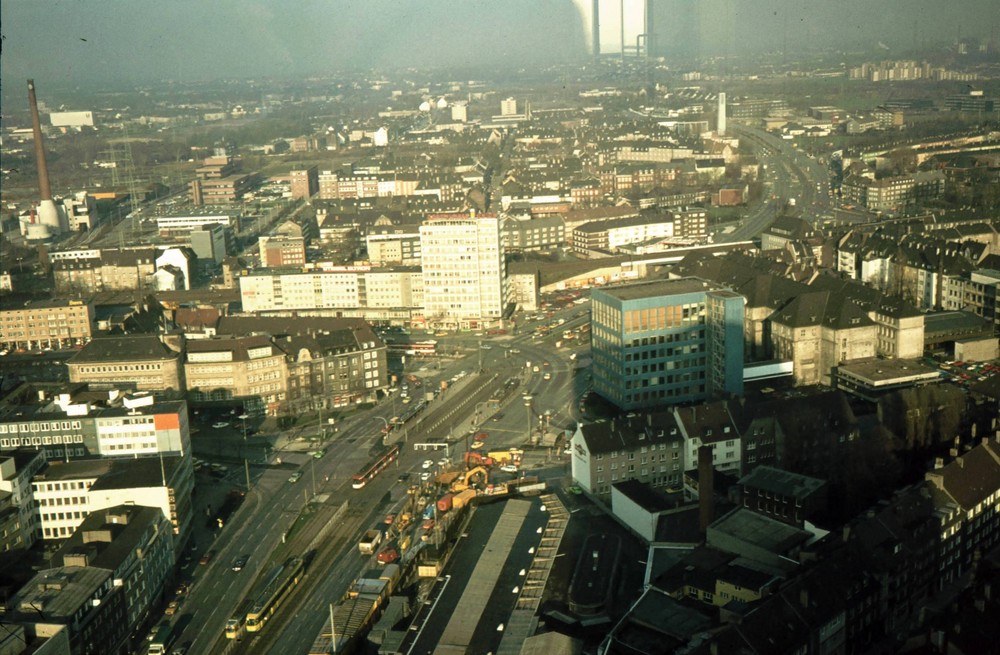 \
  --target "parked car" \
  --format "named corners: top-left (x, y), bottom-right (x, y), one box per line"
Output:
top-left (422, 459), bottom-right (434, 469)
top-left (288, 471), bottom-right (303, 483)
